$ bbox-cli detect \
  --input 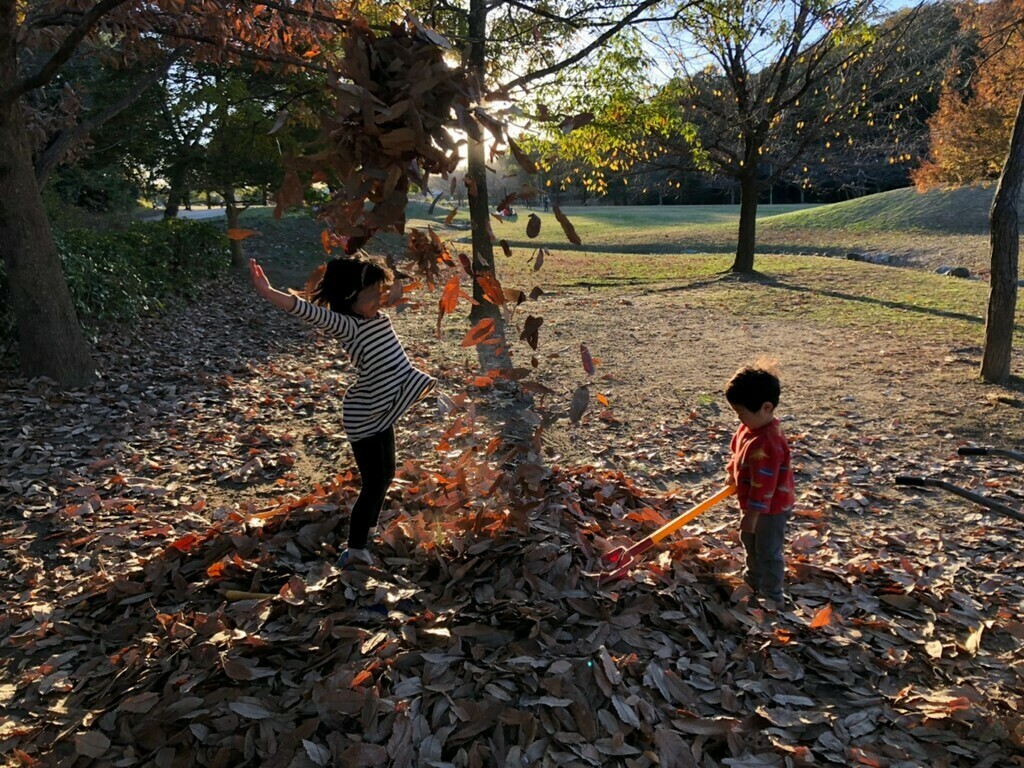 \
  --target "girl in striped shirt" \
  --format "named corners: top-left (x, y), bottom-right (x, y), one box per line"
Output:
top-left (249, 257), bottom-right (436, 568)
